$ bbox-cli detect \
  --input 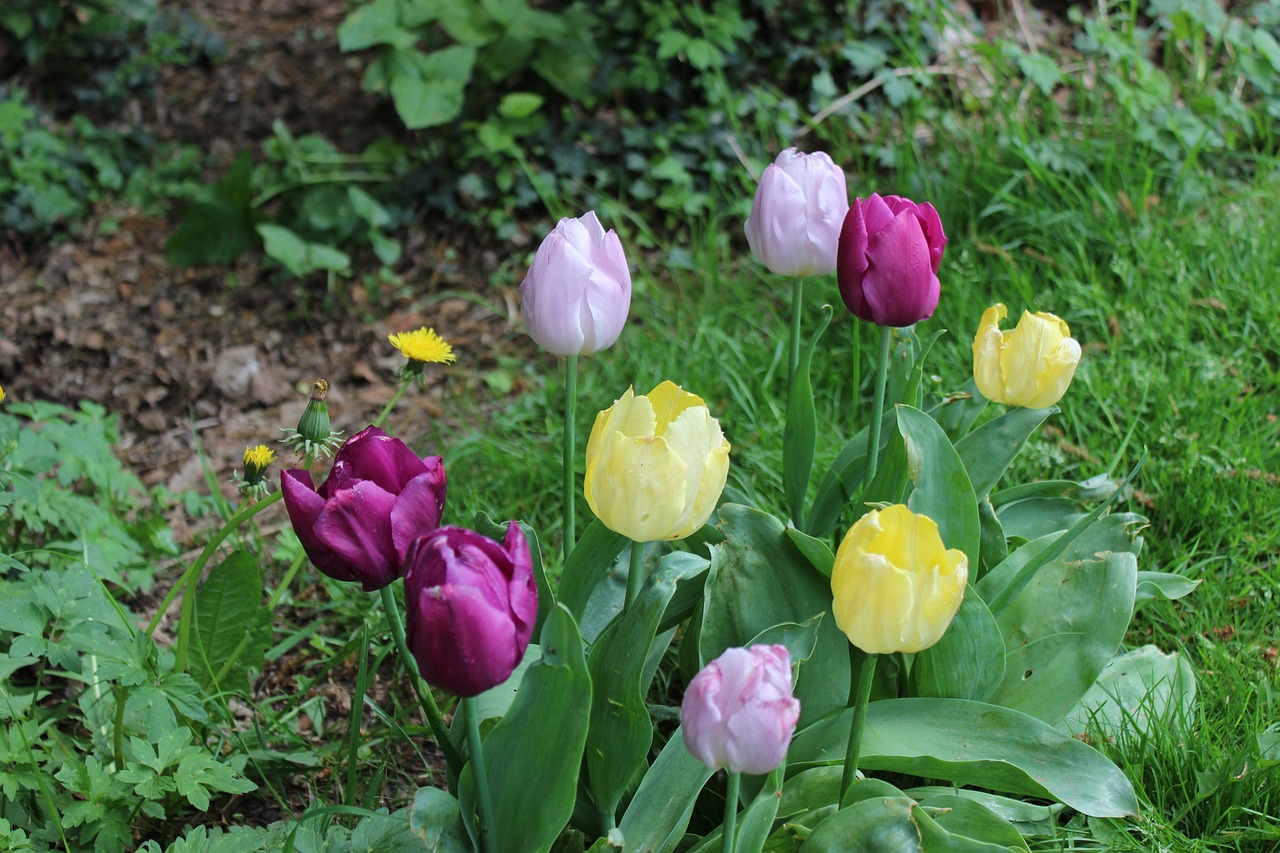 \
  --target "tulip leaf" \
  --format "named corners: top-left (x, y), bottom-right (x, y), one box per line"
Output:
top-left (976, 498), bottom-right (1008, 580)
top-left (559, 519), bottom-right (628, 621)
top-left (783, 304), bottom-right (832, 530)
top-left (788, 698), bottom-right (1138, 818)
top-left (735, 768), bottom-right (785, 853)
top-left (458, 605), bottom-right (591, 853)
top-left (983, 547), bottom-right (1138, 727)
top-left (408, 787), bottom-right (472, 851)
top-left (800, 794), bottom-right (1026, 852)
top-left (618, 726), bottom-right (714, 853)
top-left (656, 550), bottom-right (711, 633)
top-left (190, 548), bottom-right (269, 695)
top-left (897, 404), bottom-right (981, 568)
top-left (911, 589), bottom-right (1005, 702)
top-left (699, 505), bottom-right (850, 728)
top-left (785, 527), bottom-right (834, 578)
top-left (473, 512), bottom-right (554, 636)
top-left (1135, 571), bottom-right (1201, 604)
top-left (931, 378), bottom-right (989, 441)
top-left (585, 553), bottom-right (704, 827)
top-left (904, 787), bottom-right (1060, 836)
top-left (954, 406), bottom-right (1055, 500)
top-left (1059, 644), bottom-right (1197, 740)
